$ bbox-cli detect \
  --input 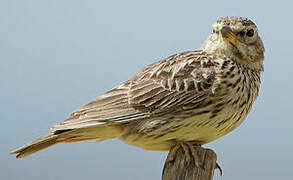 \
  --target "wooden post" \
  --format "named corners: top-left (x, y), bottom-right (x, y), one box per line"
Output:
top-left (162, 145), bottom-right (219, 180)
